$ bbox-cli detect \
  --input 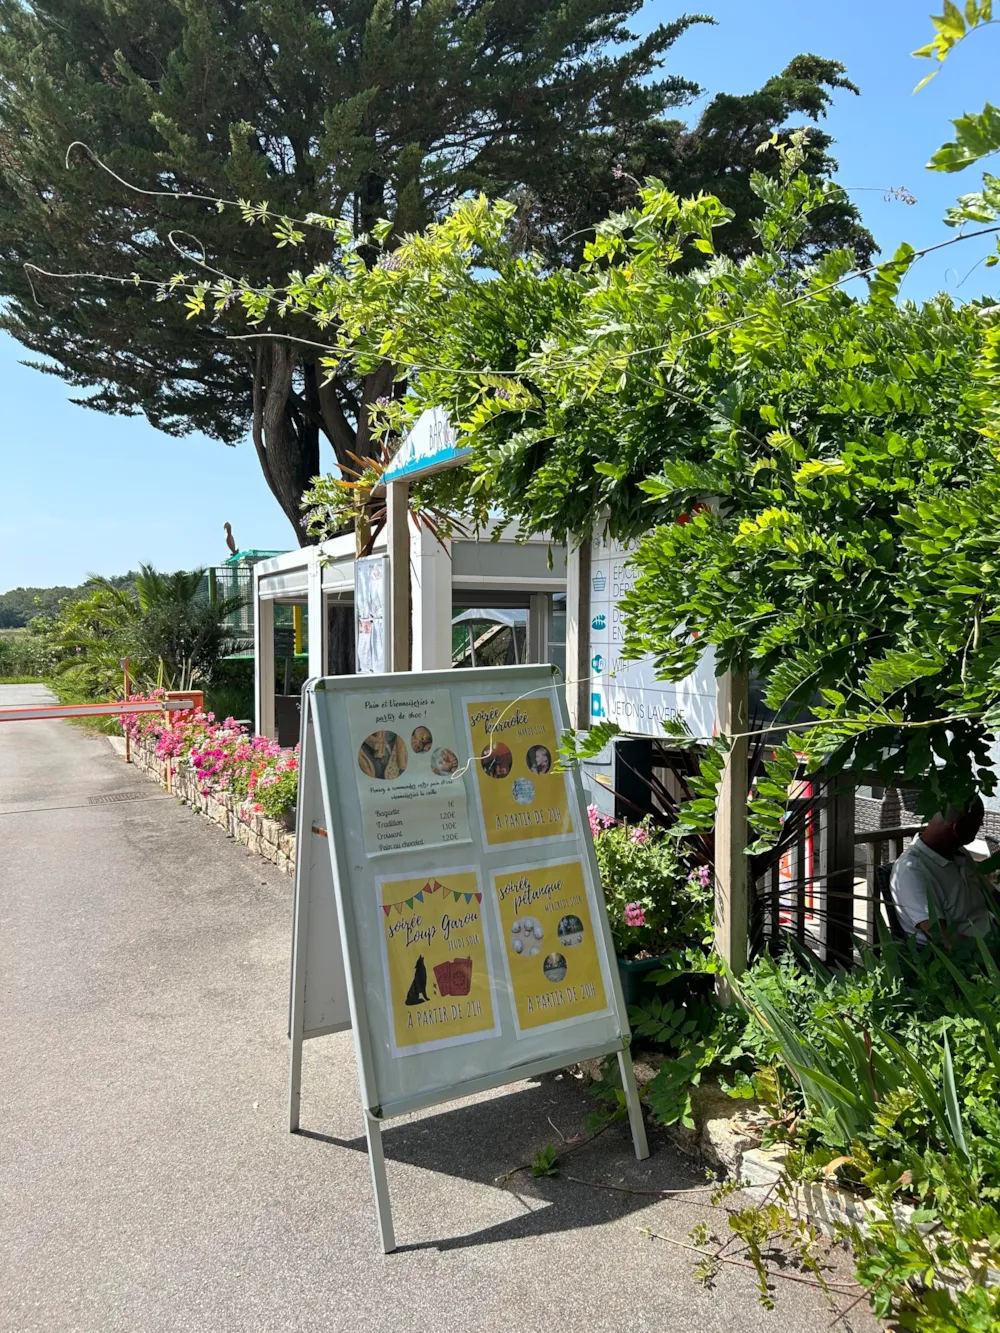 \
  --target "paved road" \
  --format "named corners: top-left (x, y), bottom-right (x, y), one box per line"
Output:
top-left (0, 684), bottom-right (877, 1333)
